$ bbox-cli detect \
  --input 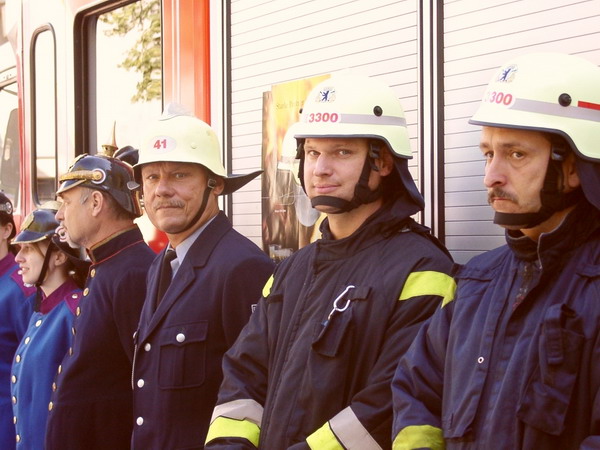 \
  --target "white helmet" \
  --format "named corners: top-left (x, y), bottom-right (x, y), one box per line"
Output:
top-left (136, 114), bottom-right (261, 195)
top-left (470, 52), bottom-right (600, 223)
top-left (470, 52), bottom-right (600, 161)
top-left (292, 73), bottom-right (424, 213)
top-left (293, 73), bottom-right (412, 158)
